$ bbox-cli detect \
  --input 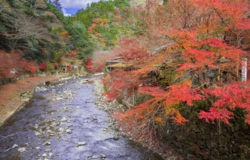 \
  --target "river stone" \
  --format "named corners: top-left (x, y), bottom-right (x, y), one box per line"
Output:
top-left (77, 142), bottom-right (87, 147)
top-left (61, 117), bottom-right (67, 122)
top-left (58, 128), bottom-right (64, 132)
top-left (47, 130), bottom-right (52, 134)
top-left (34, 124), bottom-right (39, 129)
top-left (44, 141), bottom-right (51, 145)
top-left (66, 129), bottom-right (72, 134)
top-left (49, 152), bottom-right (54, 157)
top-left (100, 154), bottom-right (106, 158)
top-left (113, 136), bottom-right (119, 140)
top-left (35, 131), bottom-right (41, 136)
top-left (12, 144), bottom-right (18, 149)
top-left (50, 122), bottom-right (57, 127)
top-left (4, 148), bottom-right (10, 152)
top-left (45, 149), bottom-right (52, 152)
top-left (18, 147), bottom-right (26, 152)
top-left (42, 153), bottom-right (47, 157)
top-left (92, 155), bottom-right (99, 159)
